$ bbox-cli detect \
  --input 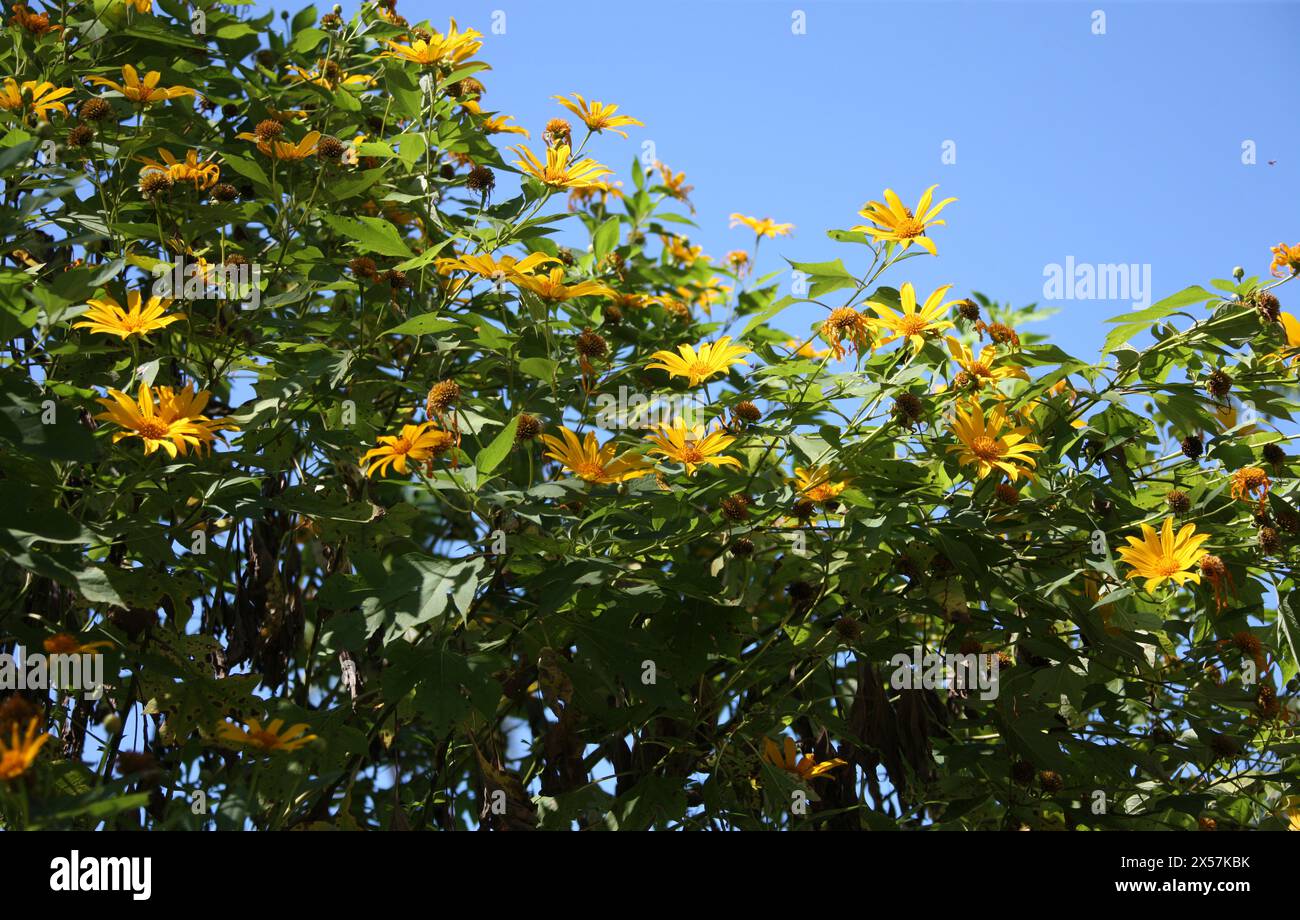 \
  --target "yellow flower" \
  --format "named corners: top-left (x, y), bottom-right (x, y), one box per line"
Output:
top-left (95, 383), bottom-right (236, 458)
top-left (868, 282), bottom-right (957, 350)
top-left (138, 148), bottom-right (220, 190)
top-left (728, 213), bottom-right (794, 239)
top-left (0, 78), bottom-right (73, 120)
top-left (794, 466), bottom-right (848, 503)
top-left (1276, 312), bottom-right (1300, 372)
top-left (378, 19), bottom-right (484, 67)
top-left (511, 266), bottom-right (615, 302)
top-left (287, 61), bottom-right (375, 90)
top-left (85, 65), bottom-right (196, 105)
top-left (236, 129), bottom-right (320, 160)
top-left (510, 143), bottom-right (611, 189)
top-left (653, 161), bottom-right (694, 211)
top-left (9, 4), bottom-right (63, 35)
top-left (553, 93), bottom-right (644, 137)
top-left (819, 307), bottom-right (873, 360)
top-left (1270, 243), bottom-right (1300, 278)
top-left (72, 291), bottom-right (184, 340)
top-left (947, 400), bottom-right (1043, 482)
top-left (787, 338), bottom-right (831, 359)
top-left (0, 717), bottom-right (50, 781)
top-left (482, 113), bottom-right (528, 137)
top-left (661, 235), bottom-right (704, 266)
top-left (851, 184), bottom-right (956, 256)
top-left (567, 180), bottom-right (624, 211)
top-left (215, 717), bottom-right (316, 753)
top-left (539, 427), bottom-right (653, 484)
top-left (435, 251), bottom-right (560, 282)
top-left (948, 338), bottom-right (1029, 388)
top-left (676, 277), bottom-right (731, 315)
top-left (43, 633), bottom-right (113, 655)
top-left (646, 337), bottom-right (750, 387)
top-left (362, 421), bottom-right (455, 478)
top-left (1229, 466), bottom-right (1271, 502)
top-left (1117, 517), bottom-right (1210, 593)
top-left (762, 736), bottom-right (846, 781)
top-left (643, 417), bottom-right (742, 476)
